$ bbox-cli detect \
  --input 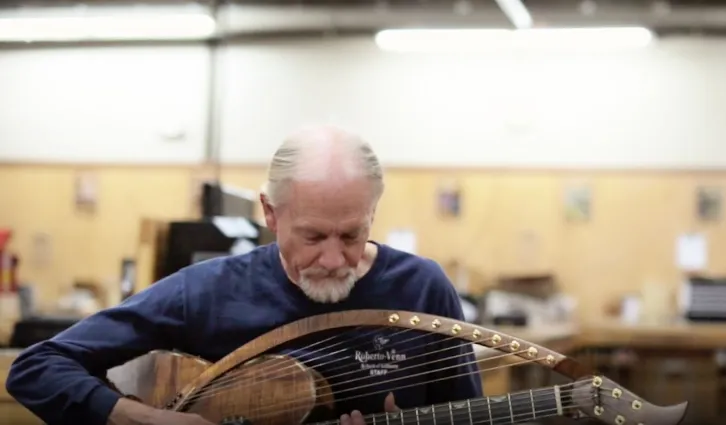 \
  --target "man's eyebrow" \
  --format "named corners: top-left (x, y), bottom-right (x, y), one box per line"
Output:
top-left (294, 225), bottom-right (363, 235)
top-left (294, 225), bottom-right (321, 233)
